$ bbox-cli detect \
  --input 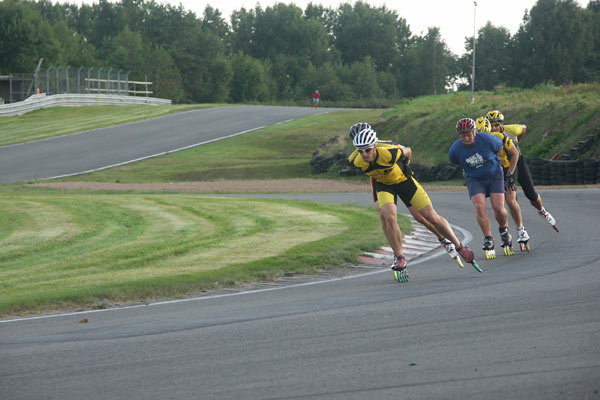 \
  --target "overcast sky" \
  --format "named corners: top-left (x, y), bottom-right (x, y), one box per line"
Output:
top-left (69, 0), bottom-right (591, 55)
